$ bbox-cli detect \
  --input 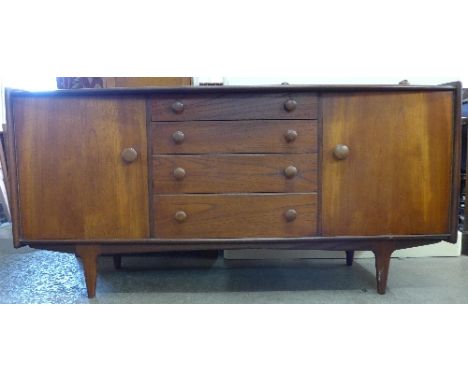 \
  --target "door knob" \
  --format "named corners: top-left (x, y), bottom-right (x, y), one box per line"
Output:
top-left (333, 144), bottom-right (350, 160)
top-left (284, 209), bottom-right (297, 222)
top-left (121, 147), bottom-right (138, 163)
top-left (172, 101), bottom-right (185, 114)
top-left (284, 129), bottom-right (298, 143)
top-left (173, 167), bottom-right (186, 180)
top-left (174, 211), bottom-right (187, 222)
top-left (172, 131), bottom-right (185, 144)
top-left (284, 99), bottom-right (297, 112)
top-left (284, 165), bottom-right (298, 179)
